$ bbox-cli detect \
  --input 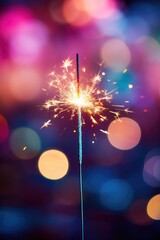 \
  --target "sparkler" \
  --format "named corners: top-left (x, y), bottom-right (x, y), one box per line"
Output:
top-left (76, 53), bottom-right (84, 240)
top-left (41, 54), bottom-right (132, 239)
top-left (42, 59), bottom-right (121, 132)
